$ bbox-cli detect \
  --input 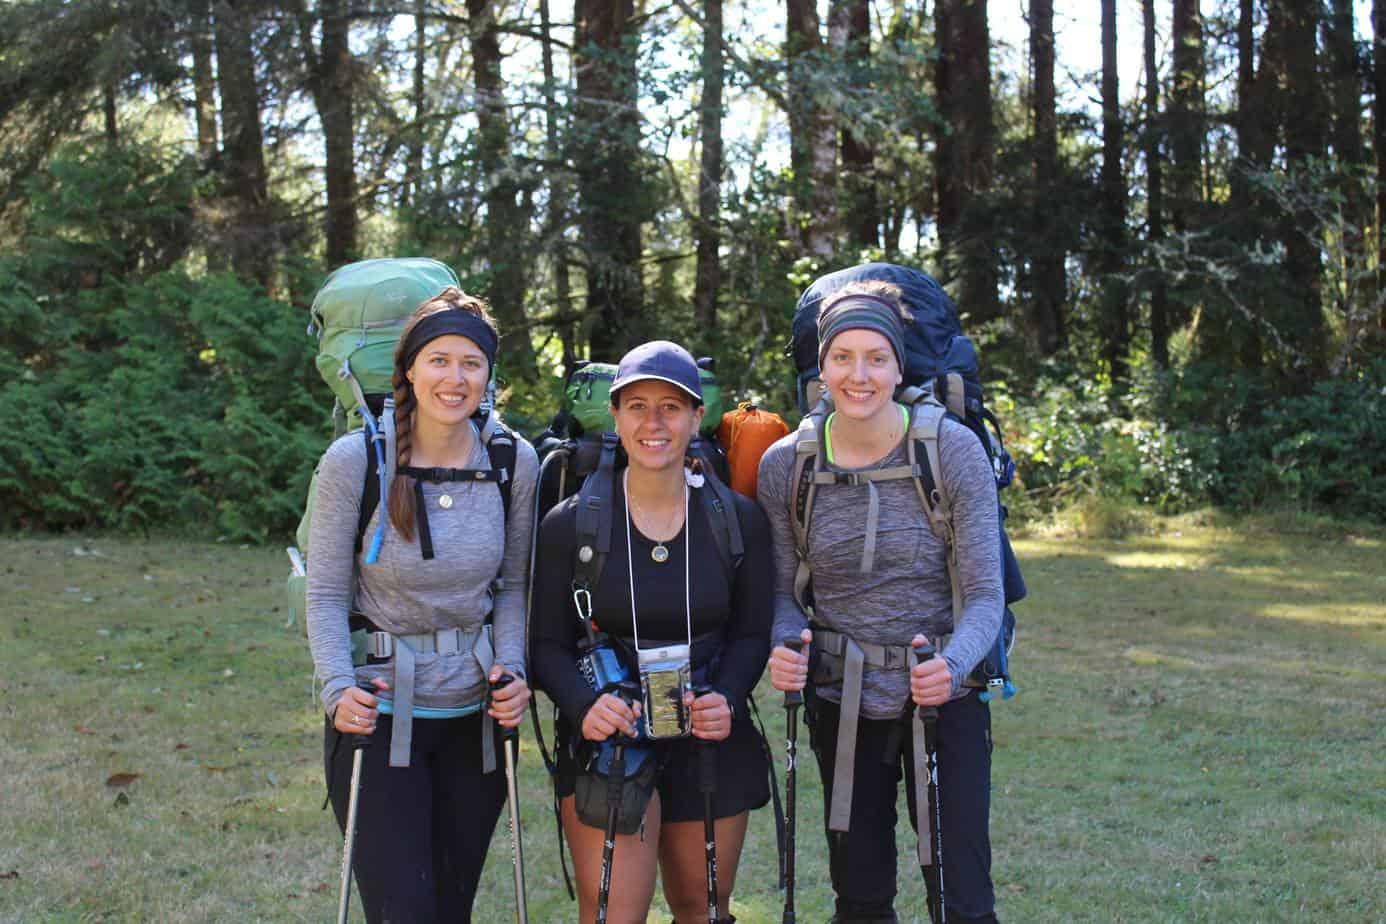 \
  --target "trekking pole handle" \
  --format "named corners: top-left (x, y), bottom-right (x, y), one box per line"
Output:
top-left (912, 640), bottom-right (939, 721)
top-left (783, 638), bottom-right (805, 707)
top-left (692, 684), bottom-right (717, 794)
top-left (490, 673), bottom-right (518, 741)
